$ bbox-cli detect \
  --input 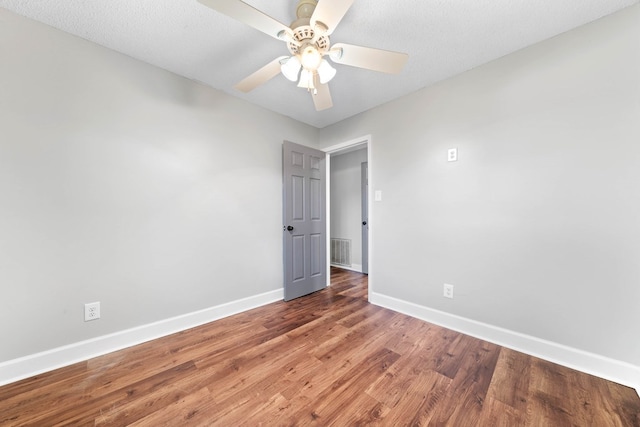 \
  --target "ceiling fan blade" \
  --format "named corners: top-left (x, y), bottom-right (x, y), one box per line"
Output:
top-left (330, 43), bottom-right (408, 74)
top-left (234, 56), bottom-right (287, 92)
top-left (311, 0), bottom-right (355, 35)
top-left (198, 0), bottom-right (291, 40)
top-left (312, 83), bottom-right (333, 111)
